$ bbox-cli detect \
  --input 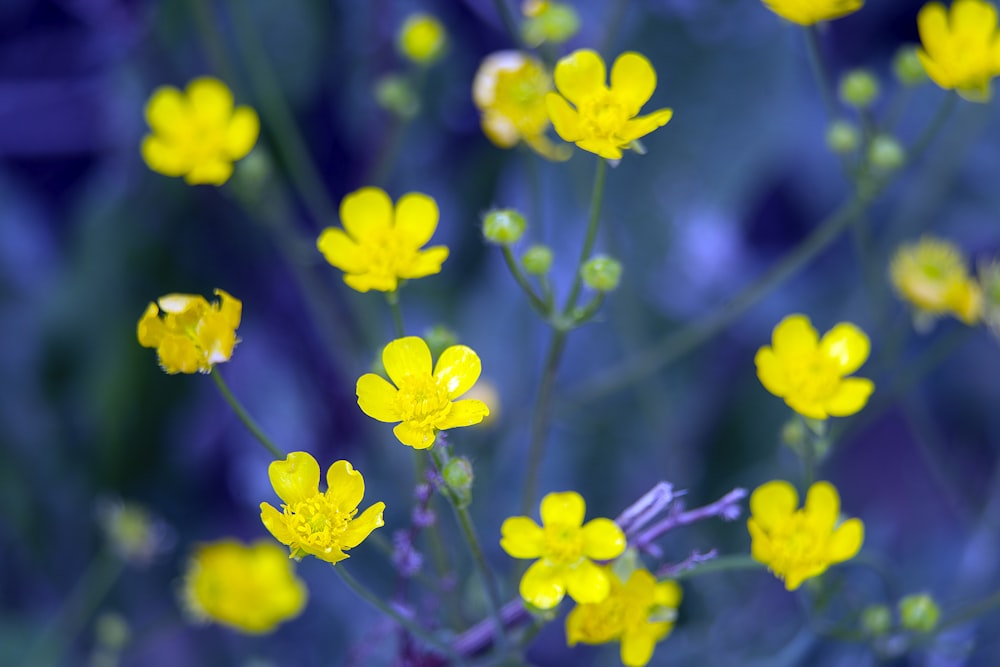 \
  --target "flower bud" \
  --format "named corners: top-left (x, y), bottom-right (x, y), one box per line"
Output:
top-left (374, 74), bottom-right (420, 119)
top-left (826, 120), bottom-right (860, 154)
top-left (893, 46), bottom-right (928, 86)
top-left (442, 457), bottom-right (474, 508)
top-left (899, 593), bottom-right (940, 633)
top-left (860, 604), bottom-right (892, 637)
top-left (94, 612), bottom-right (131, 650)
top-left (397, 13), bottom-right (447, 66)
top-left (521, 244), bottom-right (553, 275)
top-left (868, 135), bottom-right (906, 171)
top-left (521, 2), bottom-right (581, 47)
top-left (839, 69), bottom-right (880, 109)
top-left (581, 255), bottom-right (622, 292)
top-left (424, 325), bottom-right (458, 360)
top-left (482, 209), bottom-right (526, 245)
